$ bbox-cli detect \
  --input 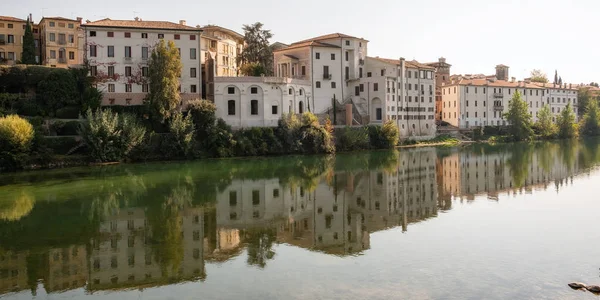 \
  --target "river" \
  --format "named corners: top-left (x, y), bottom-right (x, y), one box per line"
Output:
top-left (1, 138), bottom-right (600, 299)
